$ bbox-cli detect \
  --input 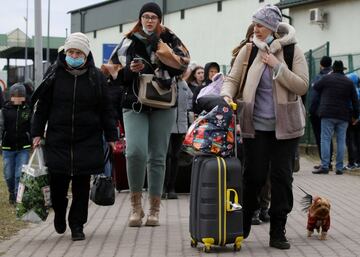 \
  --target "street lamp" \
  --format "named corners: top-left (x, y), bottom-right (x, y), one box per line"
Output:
top-left (46, 0), bottom-right (50, 64)
top-left (34, 0), bottom-right (43, 88)
top-left (24, 0), bottom-right (29, 80)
